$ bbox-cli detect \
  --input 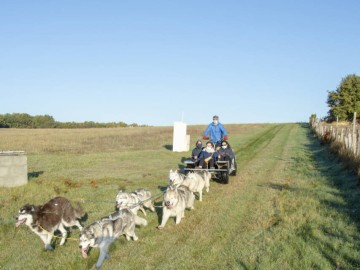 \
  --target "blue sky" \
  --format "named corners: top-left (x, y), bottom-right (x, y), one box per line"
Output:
top-left (1, 1), bottom-right (359, 126)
